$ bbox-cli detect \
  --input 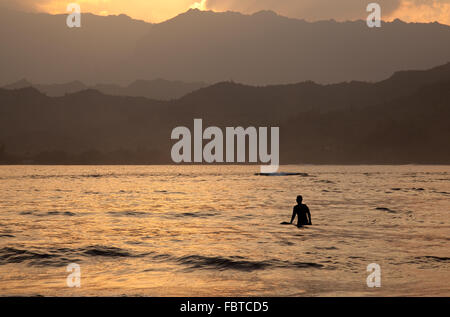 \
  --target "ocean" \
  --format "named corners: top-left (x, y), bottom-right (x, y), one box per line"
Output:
top-left (0, 165), bottom-right (448, 296)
